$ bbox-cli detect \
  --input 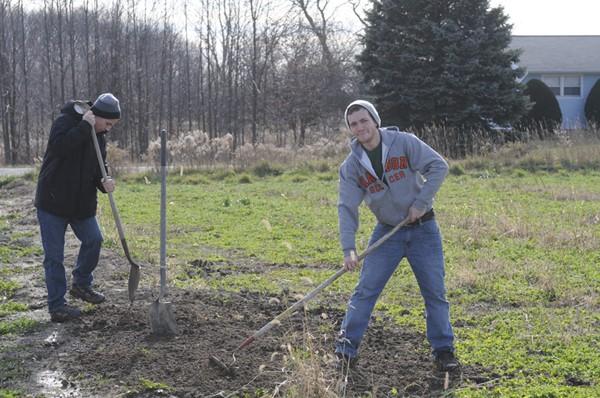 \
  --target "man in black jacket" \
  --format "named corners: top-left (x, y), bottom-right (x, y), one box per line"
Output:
top-left (35, 93), bottom-right (121, 322)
